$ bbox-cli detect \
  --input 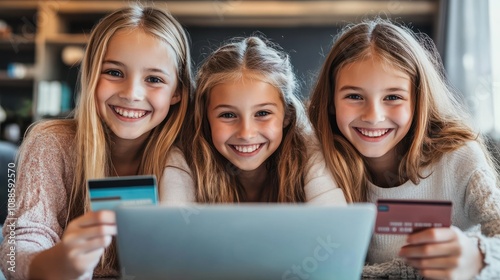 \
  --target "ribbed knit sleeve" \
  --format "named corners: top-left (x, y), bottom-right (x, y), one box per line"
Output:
top-left (464, 168), bottom-right (500, 279)
top-left (363, 258), bottom-right (422, 279)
